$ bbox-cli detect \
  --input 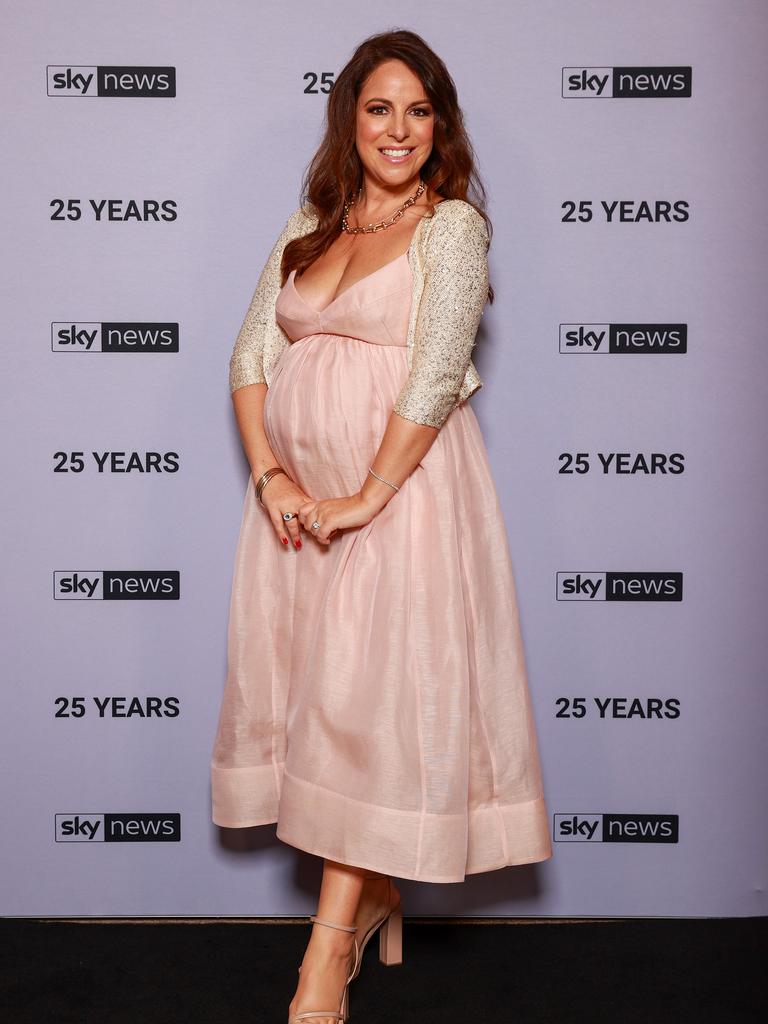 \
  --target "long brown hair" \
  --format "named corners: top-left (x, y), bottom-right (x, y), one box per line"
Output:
top-left (282, 28), bottom-right (493, 303)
